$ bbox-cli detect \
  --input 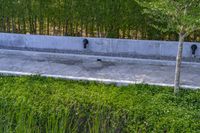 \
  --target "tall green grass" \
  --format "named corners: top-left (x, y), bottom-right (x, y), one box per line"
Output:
top-left (1, 76), bottom-right (200, 133)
